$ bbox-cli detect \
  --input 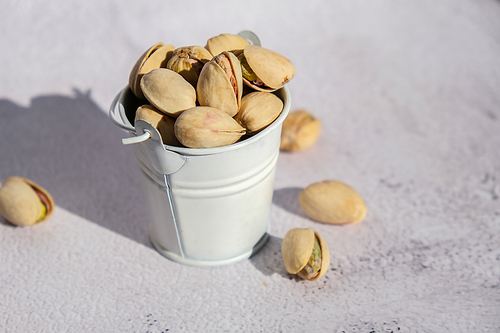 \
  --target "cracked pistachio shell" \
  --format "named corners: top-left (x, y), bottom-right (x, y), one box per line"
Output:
top-left (129, 42), bottom-right (175, 99)
top-left (205, 33), bottom-right (249, 56)
top-left (234, 92), bottom-right (283, 134)
top-left (166, 46), bottom-right (212, 87)
top-left (280, 110), bottom-right (321, 151)
top-left (197, 51), bottom-right (243, 117)
top-left (240, 45), bottom-right (295, 92)
top-left (135, 105), bottom-right (181, 146)
top-left (140, 68), bottom-right (196, 118)
top-left (174, 106), bottom-right (246, 148)
top-left (282, 228), bottom-right (330, 281)
top-left (299, 180), bottom-right (367, 224)
top-left (0, 177), bottom-right (54, 226)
